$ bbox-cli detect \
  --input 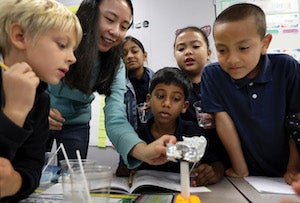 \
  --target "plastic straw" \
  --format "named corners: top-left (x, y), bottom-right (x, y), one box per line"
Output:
top-left (60, 143), bottom-right (72, 172)
top-left (42, 145), bottom-right (61, 173)
top-left (76, 150), bottom-right (92, 203)
top-left (189, 162), bottom-right (197, 175)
